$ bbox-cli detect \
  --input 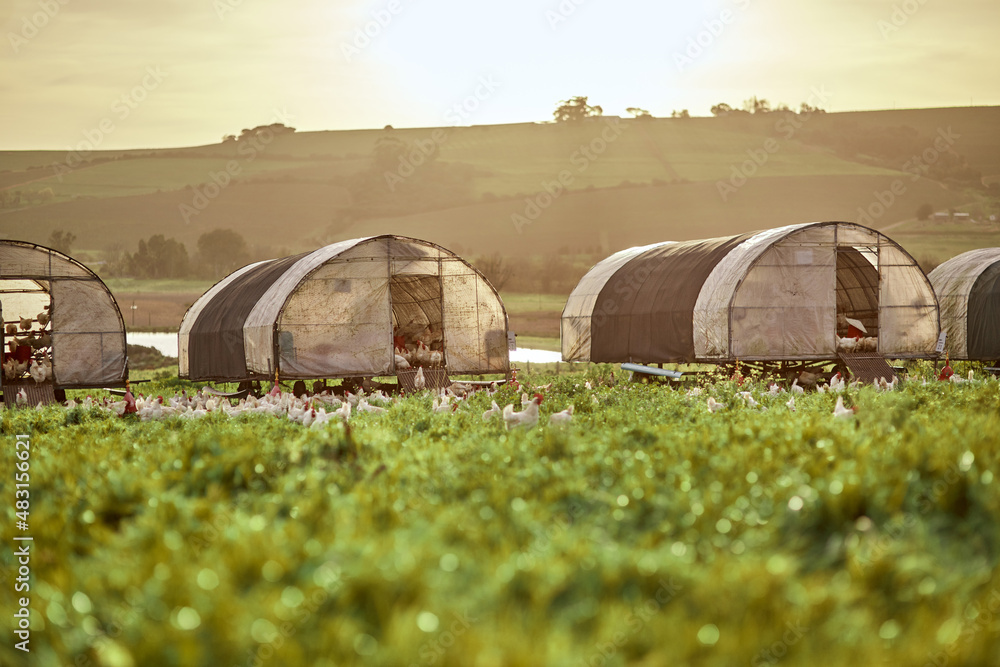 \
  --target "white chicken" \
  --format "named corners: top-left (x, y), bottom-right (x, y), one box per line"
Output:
top-left (786, 396), bottom-right (796, 412)
top-left (837, 336), bottom-right (857, 352)
top-left (503, 394), bottom-right (542, 430)
top-left (29, 357), bottom-right (51, 384)
top-left (707, 397), bottom-right (725, 413)
top-left (548, 404), bottom-right (574, 425)
top-left (432, 395), bottom-right (453, 414)
top-left (877, 376), bottom-right (897, 392)
top-left (791, 379), bottom-right (805, 395)
top-left (413, 367), bottom-right (426, 391)
top-left (37, 309), bottom-right (50, 327)
top-left (394, 353), bottom-right (411, 369)
top-left (833, 396), bottom-right (856, 419)
top-left (357, 398), bottom-right (386, 414)
top-left (414, 342), bottom-right (432, 367)
top-left (310, 407), bottom-right (334, 429)
top-left (3, 358), bottom-right (23, 380)
top-left (15, 388), bottom-right (27, 407)
top-left (19, 317), bottom-right (32, 331)
top-left (482, 400), bottom-right (502, 421)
